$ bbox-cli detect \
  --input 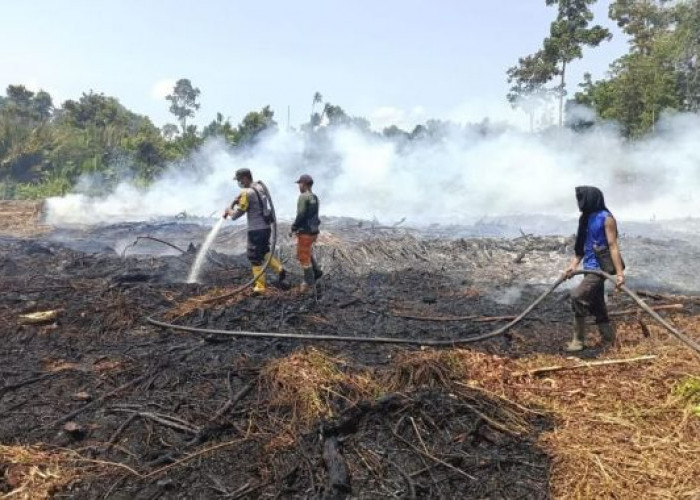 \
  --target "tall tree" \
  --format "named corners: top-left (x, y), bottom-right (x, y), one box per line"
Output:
top-left (165, 79), bottom-right (201, 134)
top-left (544, 0), bottom-right (612, 126)
top-left (62, 92), bottom-right (126, 129)
top-left (508, 0), bottom-right (611, 127)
